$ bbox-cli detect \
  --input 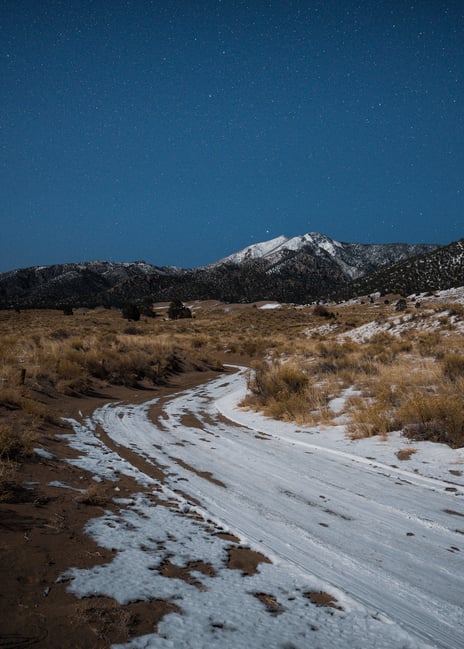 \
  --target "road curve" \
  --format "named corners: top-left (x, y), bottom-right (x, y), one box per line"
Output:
top-left (90, 368), bottom-right (464, 649)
